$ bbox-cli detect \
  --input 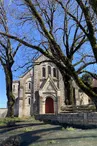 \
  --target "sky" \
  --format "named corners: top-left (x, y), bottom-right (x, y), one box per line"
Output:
top-left (0, 68), bottom-right (7, 108)
top-left (0, 0), bottom-right (39, 108)
top-left (0, 0), bottom-right (13, 108)
top-left (0, 0), bottom-right (97, 108)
